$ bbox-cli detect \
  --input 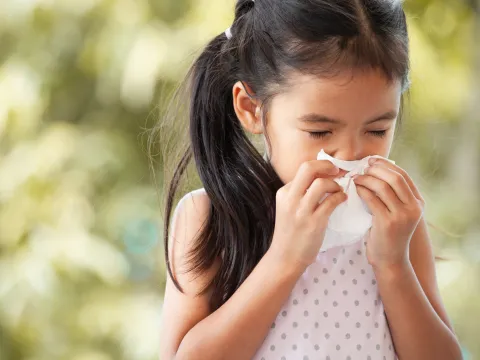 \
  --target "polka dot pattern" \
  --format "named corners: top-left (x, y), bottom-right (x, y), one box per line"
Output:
top-left (252, 237), bottom-right (398, 360)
